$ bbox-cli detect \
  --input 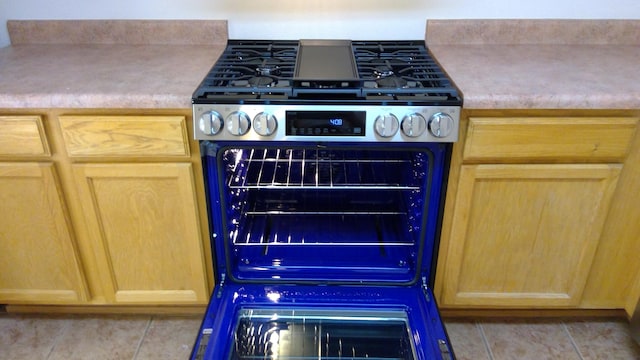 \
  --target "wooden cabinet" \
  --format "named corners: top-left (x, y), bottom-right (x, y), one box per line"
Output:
top-left (0, 112), bottom-right (210, 309)
top-left (0, 116), bottom-right (88, 304)
top-left (59, 115), bottom-right (209, 305)
top-left (436, 115), bottom-right (639, 309)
